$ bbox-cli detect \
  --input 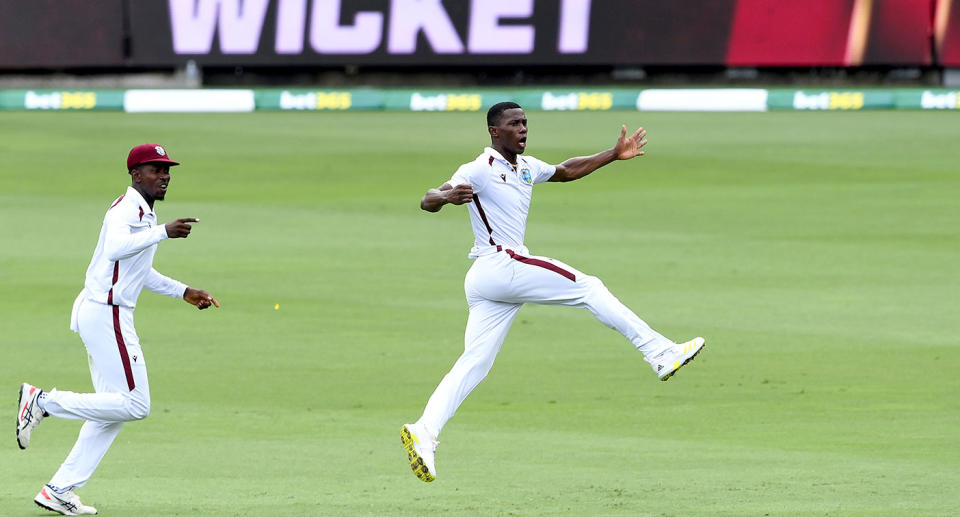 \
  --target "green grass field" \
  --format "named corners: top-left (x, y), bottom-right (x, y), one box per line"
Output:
top-left (1, 109), bottom-right (958, 516)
